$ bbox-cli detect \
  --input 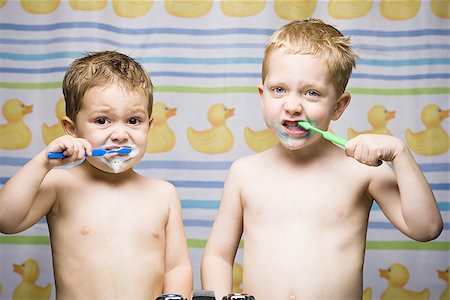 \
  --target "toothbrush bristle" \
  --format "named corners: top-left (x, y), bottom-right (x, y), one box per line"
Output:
top-left (118, 147), bottom-right (132, 154)
top-left (298, 121), bottom-right (312, 130)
